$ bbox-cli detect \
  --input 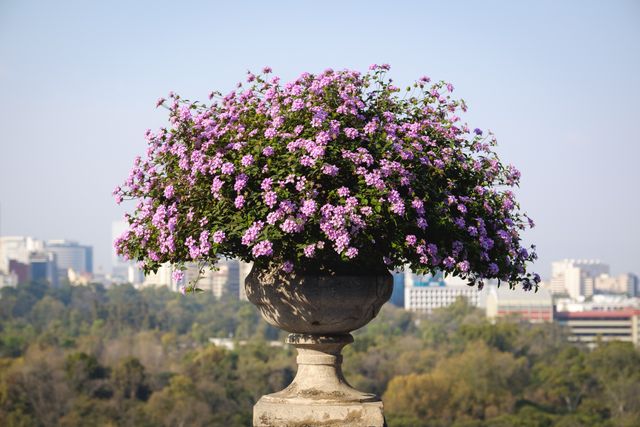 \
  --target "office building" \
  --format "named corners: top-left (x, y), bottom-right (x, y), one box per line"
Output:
top-left (404, 271), bottom-right (480, 313)
top-left (555, 294), bottom-right (640, 313)
top-left (186, 259), bottom-right (240, 300)
top-left (141, 263), bottom-right (182, 291)
top-left (550, 259), bottom-right (609, 299)
top-left (8, 260), bottom-right (29, 284)
top-left (0, 236), bottom-right (44, 273)
top-left (29, 251), bottom-right (58, 286)
top-left (45, 240), bottom-right (93, 276)
top-left (486, 285), bottom-right (553, 322)
top-left (594, 273), bottom-right (638, 296)
top-left (555, 309), bottom-right (640, 348)
top-left (0, 271), bottom-right (17, 289)
top-left (390, 269), bottom-right (405, 307)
